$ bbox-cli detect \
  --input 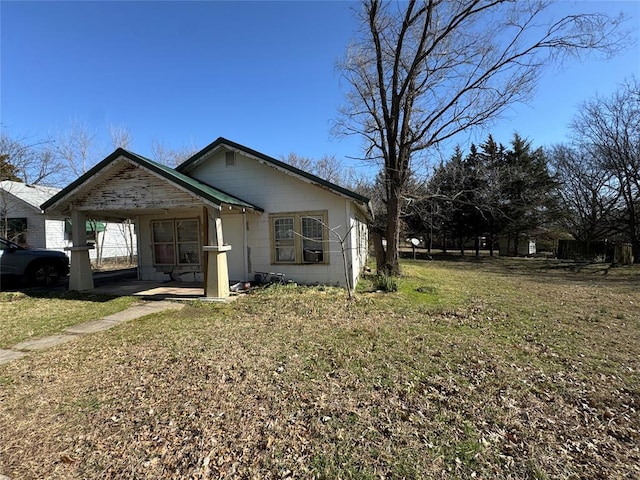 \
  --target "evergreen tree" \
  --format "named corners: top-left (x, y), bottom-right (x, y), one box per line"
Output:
top-left (0, 152), bottom-right (21, 182)
top-left (501, 134), bottom-right (560, 254)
